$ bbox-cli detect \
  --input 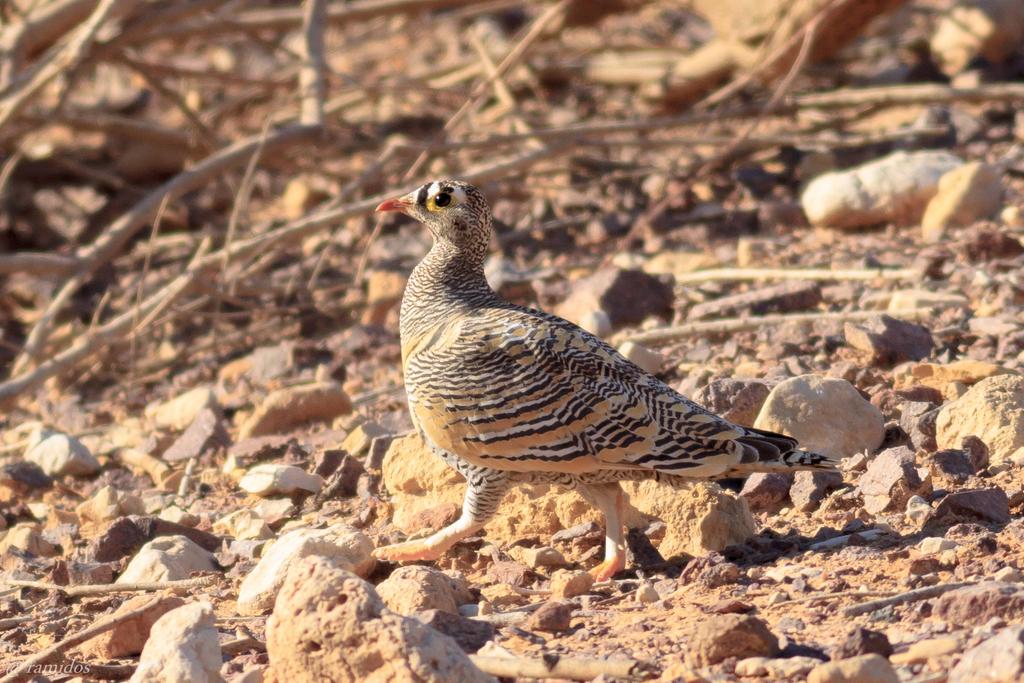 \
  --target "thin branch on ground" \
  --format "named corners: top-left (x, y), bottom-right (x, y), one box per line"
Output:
top-left (0, 596), bottom-right (164, 683)
top-left (671, 267), bottom-right (921, 285)
top-left (842, 581), bottom-right (975, 617)
top-left (5, 575), bottom-right (217, 598)
top-left (615, 307), bottom-right (949, 347)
